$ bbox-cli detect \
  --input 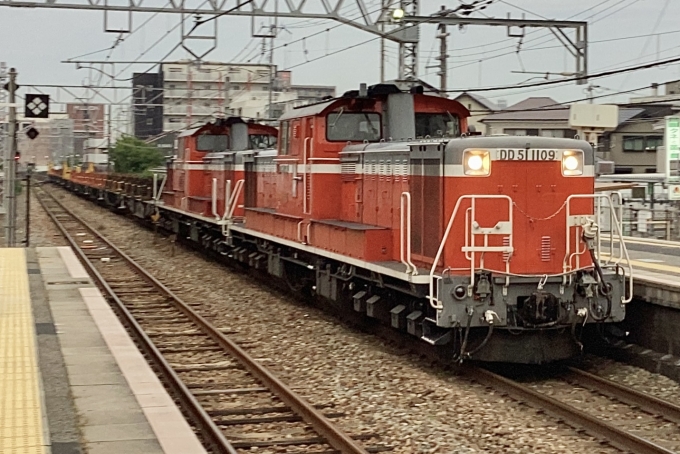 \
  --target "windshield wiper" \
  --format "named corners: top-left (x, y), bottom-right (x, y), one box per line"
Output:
top-left (330, 108), bottom-right (345, 128)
